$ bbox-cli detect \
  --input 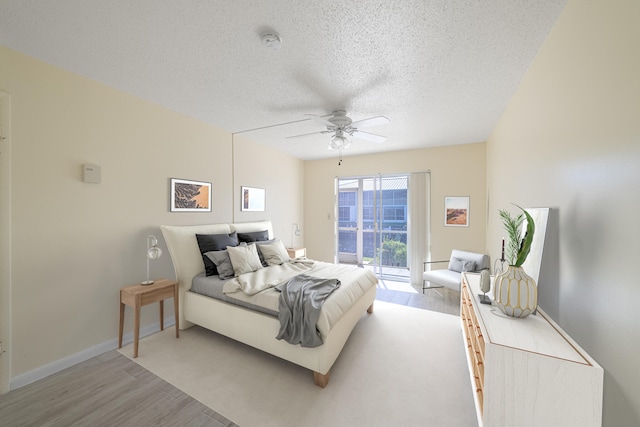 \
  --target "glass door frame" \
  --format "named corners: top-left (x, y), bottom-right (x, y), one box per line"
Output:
top-left (336, 174), bottom-right (409, 281)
